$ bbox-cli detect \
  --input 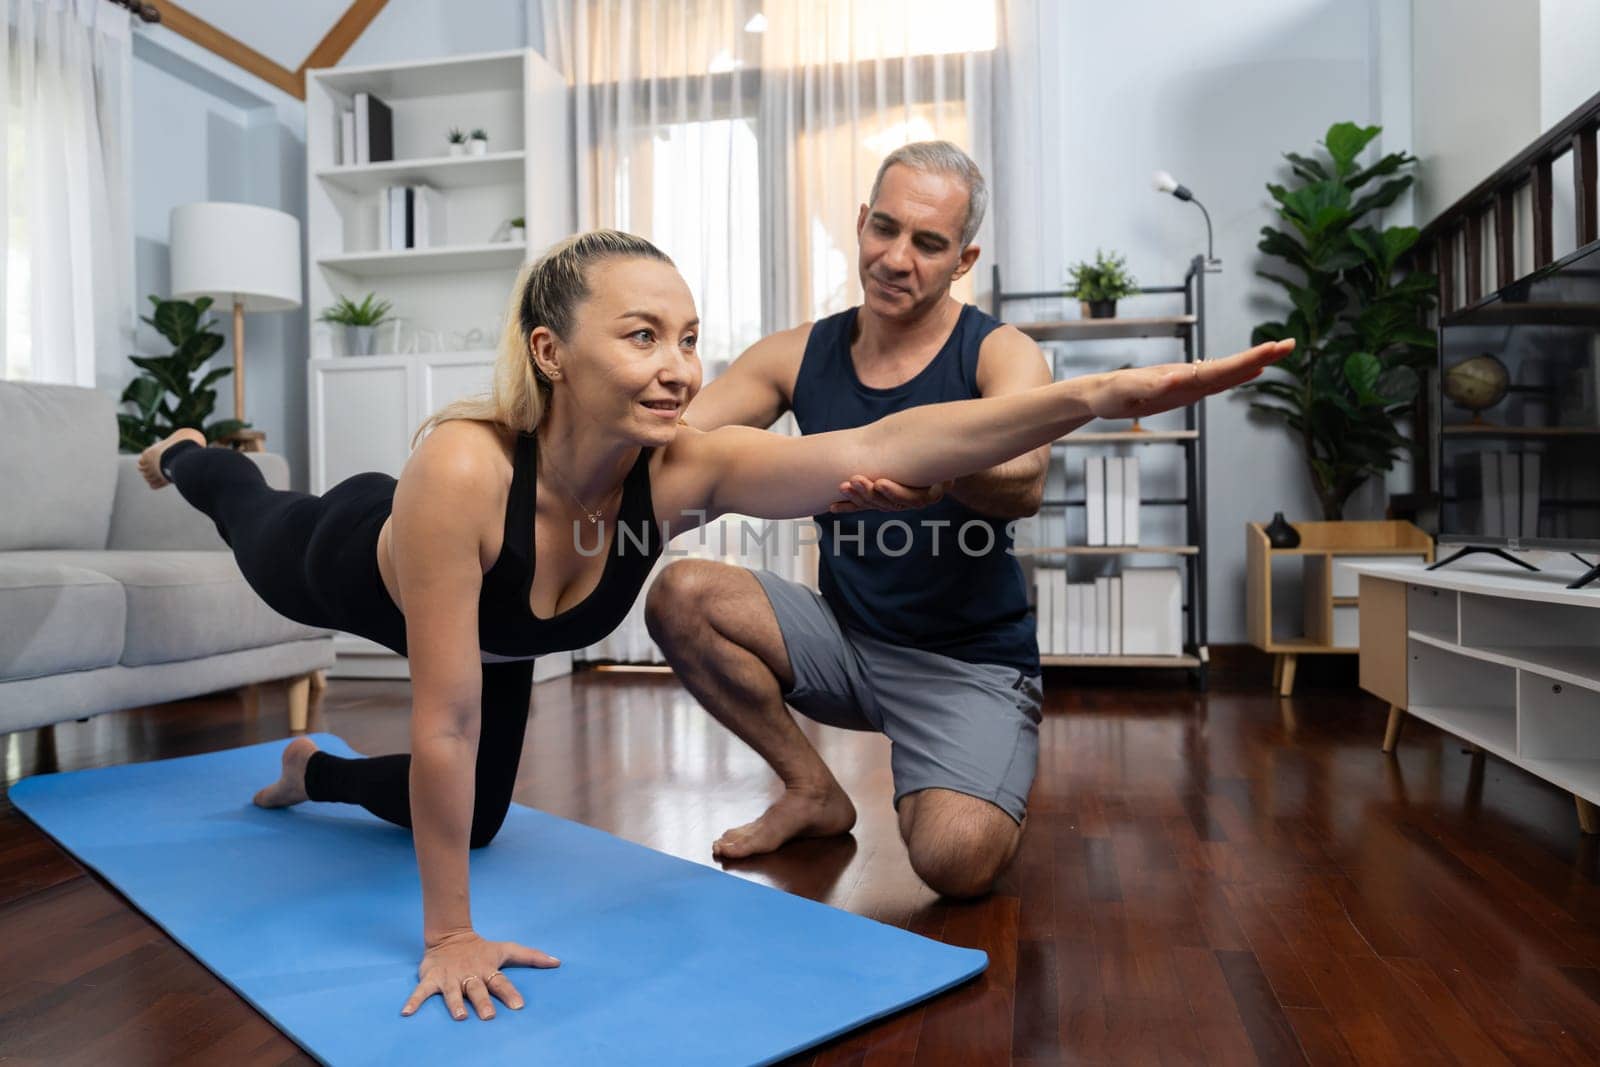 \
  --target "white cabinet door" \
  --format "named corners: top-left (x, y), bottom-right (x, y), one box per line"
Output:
top-left (417, 354), bottom-right (497, 424)
top-left (310, 358), bottom-right (413, 493)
